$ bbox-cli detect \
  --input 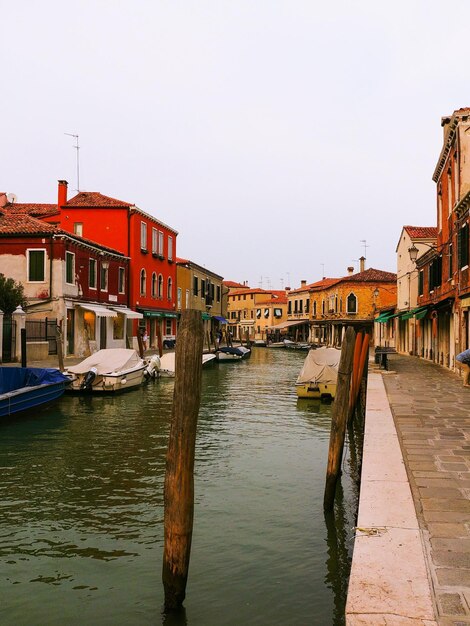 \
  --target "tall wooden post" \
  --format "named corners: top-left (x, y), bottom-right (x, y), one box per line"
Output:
top-left (156, 321), bottom-right (163, 357)
top-left (162, 309), bottom-right (204, 610)
top-left (56, 324), bottom-right (64, 371)
top-left (324, 326), bottom-right (356, 511)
